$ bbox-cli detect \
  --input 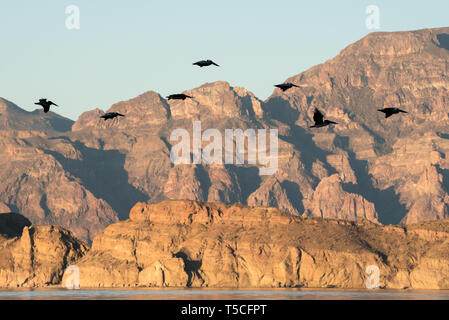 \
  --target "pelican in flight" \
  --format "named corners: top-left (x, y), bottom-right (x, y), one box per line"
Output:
top-left (167, 94), bottom-right (193, 100)
top-left (193, 59), bottom-right (219, 67)
top-left (100, 112), bottom-right (125, 121)
top-left (34, 98), bottom-right (58, 113)
top-left (310, 108), bottom-right (338, 128)
top-left (274, 83), bottom-right (305, 92)
top-left (378, 107), bottom-right (408, 118)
